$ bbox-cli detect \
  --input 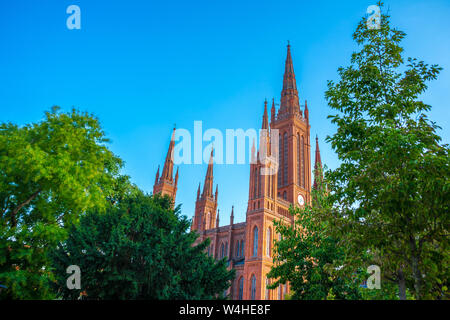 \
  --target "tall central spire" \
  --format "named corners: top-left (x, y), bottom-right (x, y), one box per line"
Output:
top-left (279, 42), bottom-right (300, 117)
